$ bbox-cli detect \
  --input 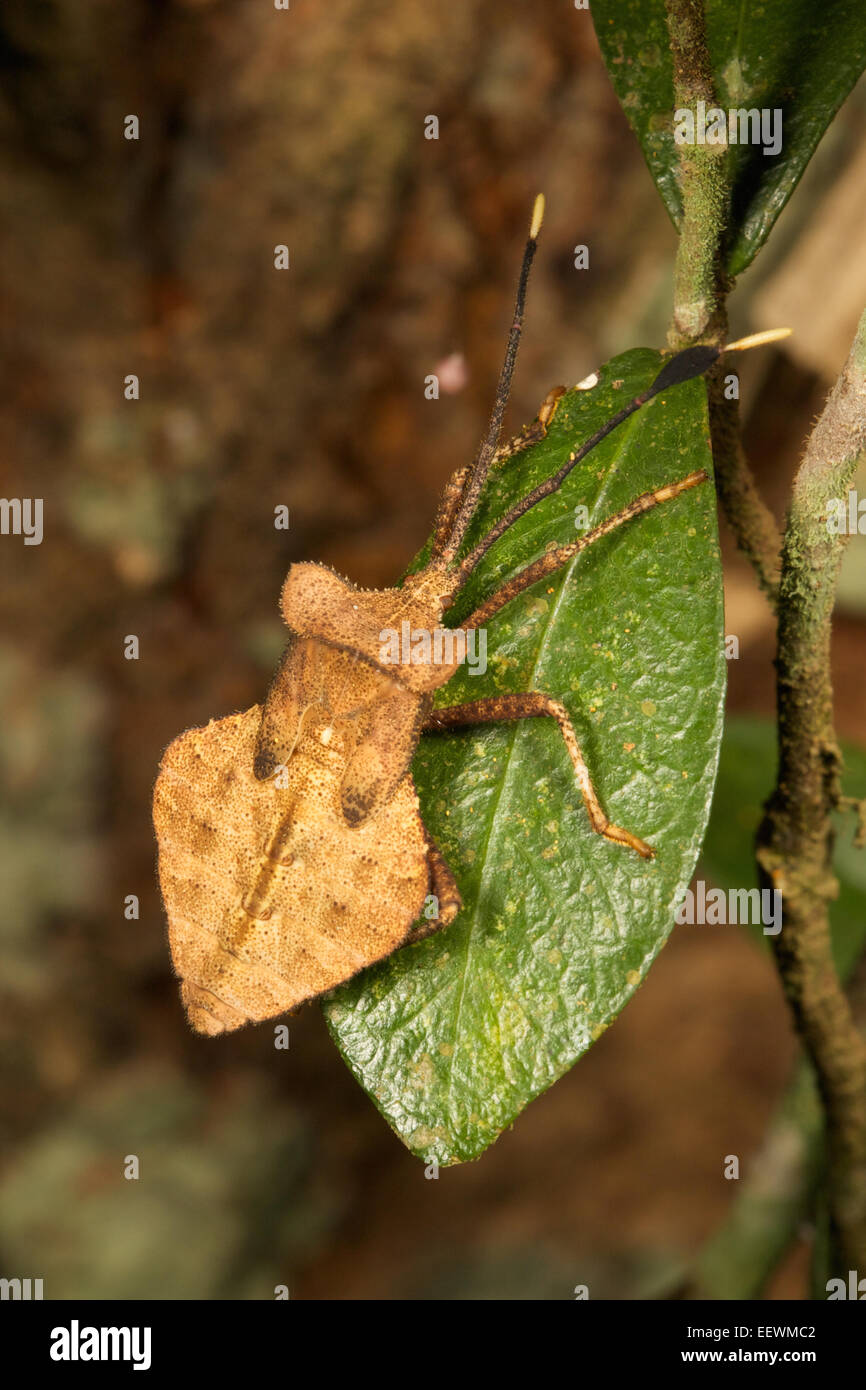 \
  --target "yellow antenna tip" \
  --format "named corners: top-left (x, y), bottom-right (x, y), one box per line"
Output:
top-left (725, 327), bottom-right (792, 353)
top-left (530, 193), bottom-right (545, 241)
